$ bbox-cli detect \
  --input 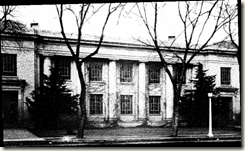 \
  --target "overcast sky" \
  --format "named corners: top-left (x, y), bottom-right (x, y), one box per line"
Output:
top-left (10, 1), bottom-right (238, 45)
